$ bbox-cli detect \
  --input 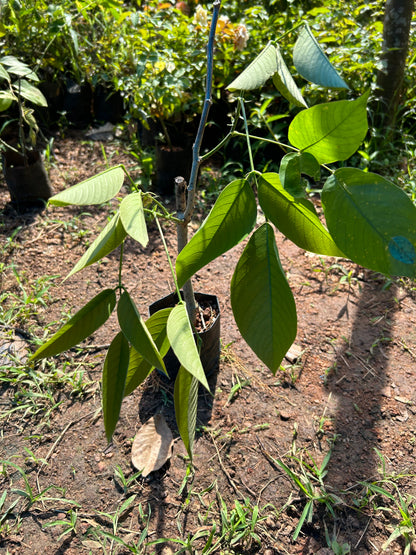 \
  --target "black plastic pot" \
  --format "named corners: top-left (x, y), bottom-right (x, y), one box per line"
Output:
top-left (2, 149), bottom-right (52, 209)
top-left (93, 85), bottom-right (124, 124)
top-left (63, 79), bottom-right (93, 128)
top-left (152, 145), bottom-right (192, 196)
top-left (149, 291), bottom-right (221, 381)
